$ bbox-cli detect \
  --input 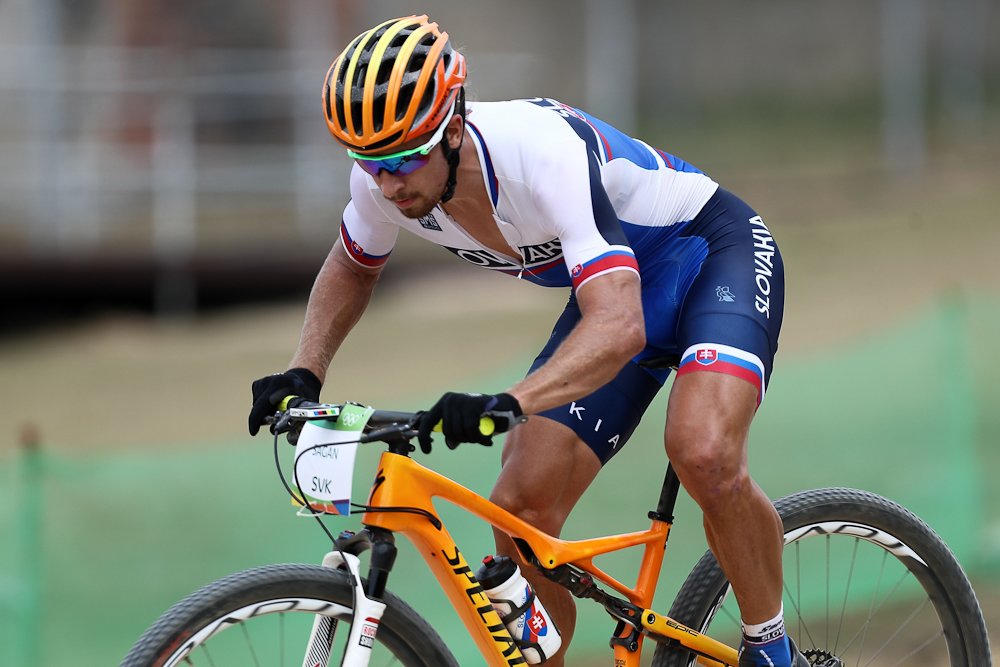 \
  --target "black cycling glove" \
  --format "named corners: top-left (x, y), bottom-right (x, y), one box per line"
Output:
top-left (248, 368), bottom-right (322, 435)
top-left (417, 392), bottom-right (525, 454)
